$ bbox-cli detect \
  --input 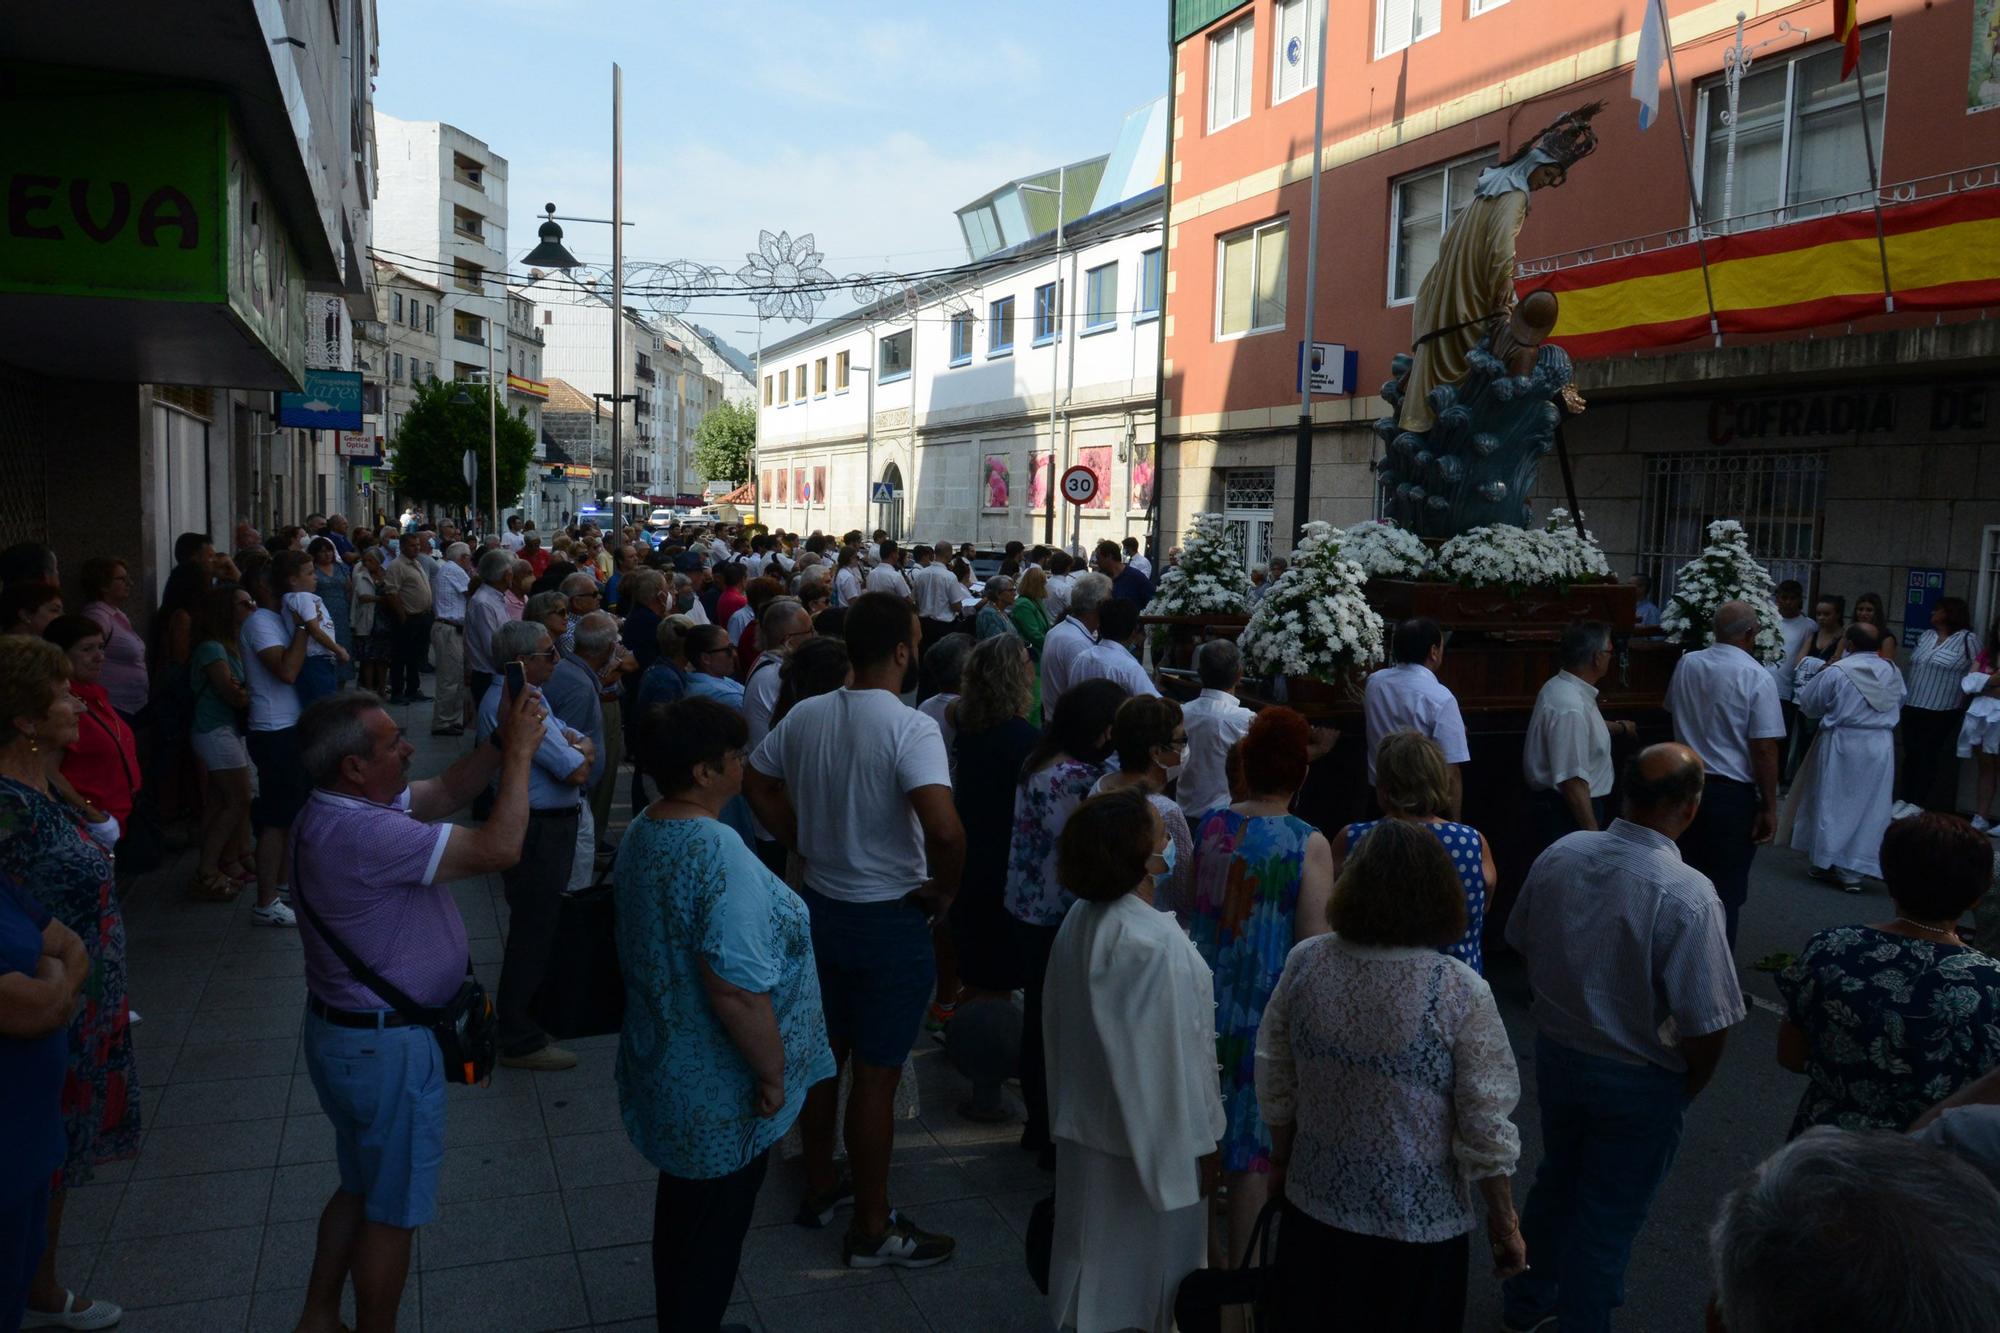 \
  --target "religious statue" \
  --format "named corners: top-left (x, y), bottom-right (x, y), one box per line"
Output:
top-left (1377, 102), bottom-right (1603, 539)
